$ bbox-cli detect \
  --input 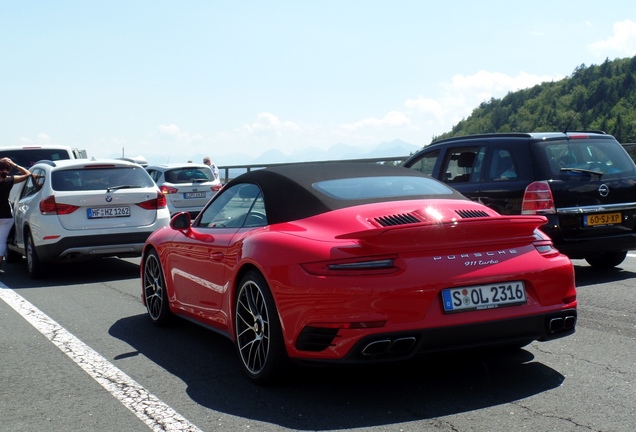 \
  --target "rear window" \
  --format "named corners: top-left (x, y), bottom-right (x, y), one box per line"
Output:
top-left (51, 167), bottom-right (155, 191)
top-left (164, 168), bottom-right (213, 184)
top-left (3, 149), bottom-right (72, 170)
top-left (543, 140), bottom-right (636, 178)
top-left (313, 176), bottom-right (454, 200)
